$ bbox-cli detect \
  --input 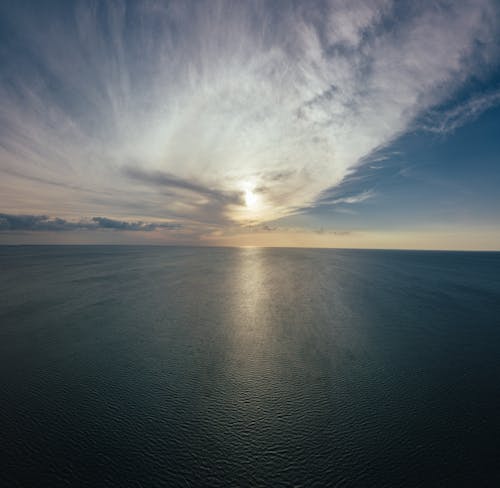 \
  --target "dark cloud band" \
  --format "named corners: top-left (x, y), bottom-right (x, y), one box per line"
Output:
top-left (0, 214), bottom-right (181, 232)
top-left (123, 166), bottom-right (244, 206)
